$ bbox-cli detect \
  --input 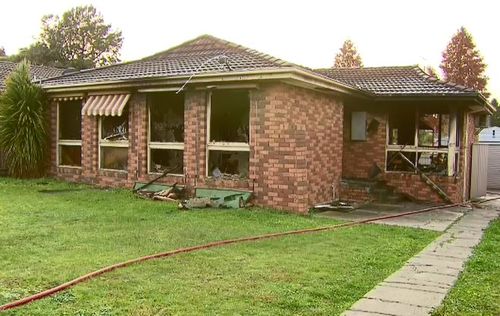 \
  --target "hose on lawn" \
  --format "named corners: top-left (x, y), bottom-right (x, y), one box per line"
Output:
top-left (0, 202), bottom-right (464, 311)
